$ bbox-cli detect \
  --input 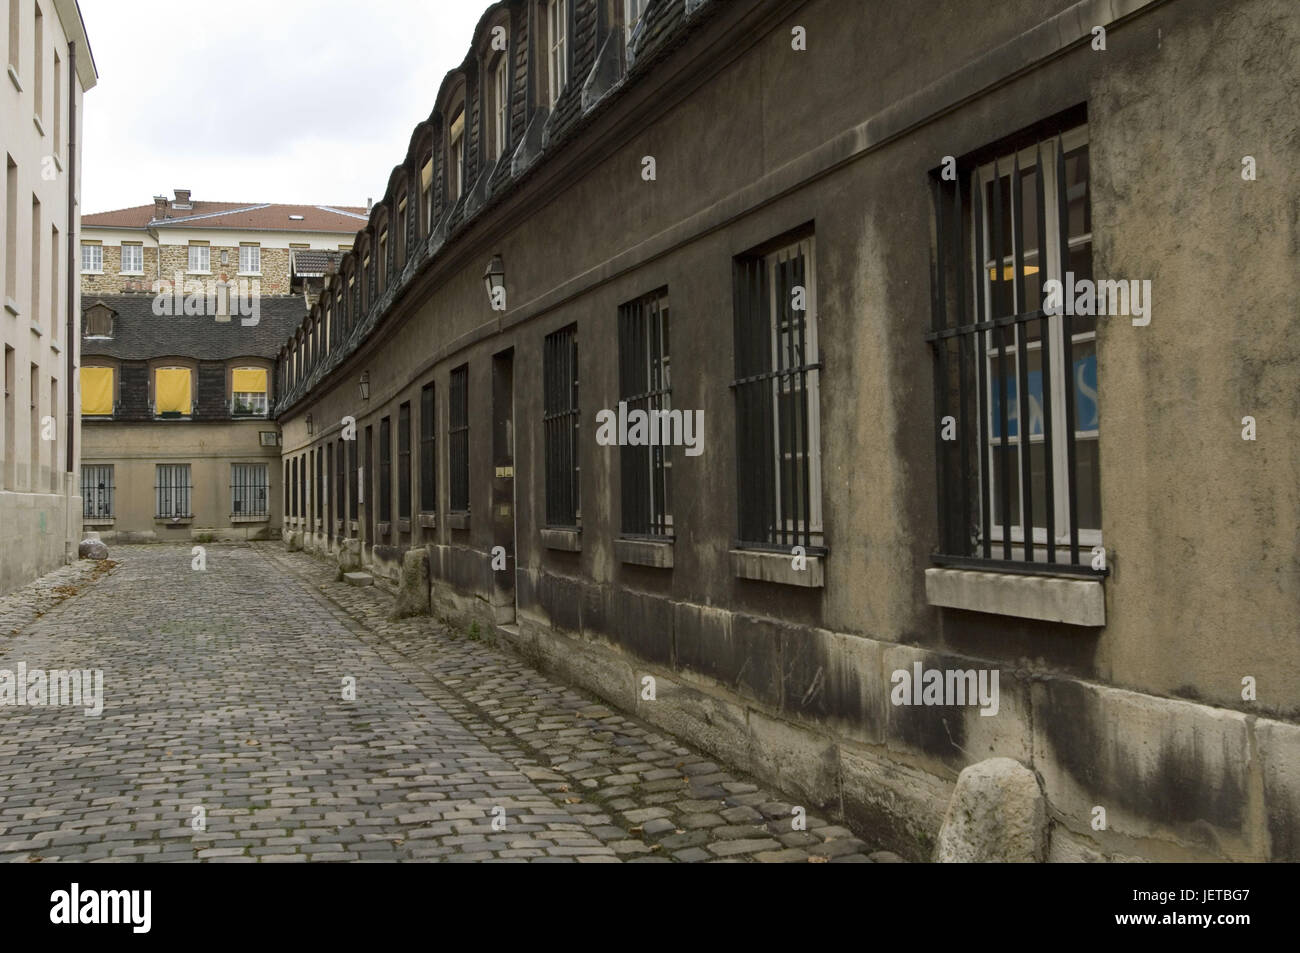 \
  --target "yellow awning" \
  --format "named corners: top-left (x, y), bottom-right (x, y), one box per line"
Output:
top-left (155, 367), bottom-right (192, 415)
top-left (232, 367), bottom-right (267, 393)
top-left (80, 366), bottom-right (113, 416)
